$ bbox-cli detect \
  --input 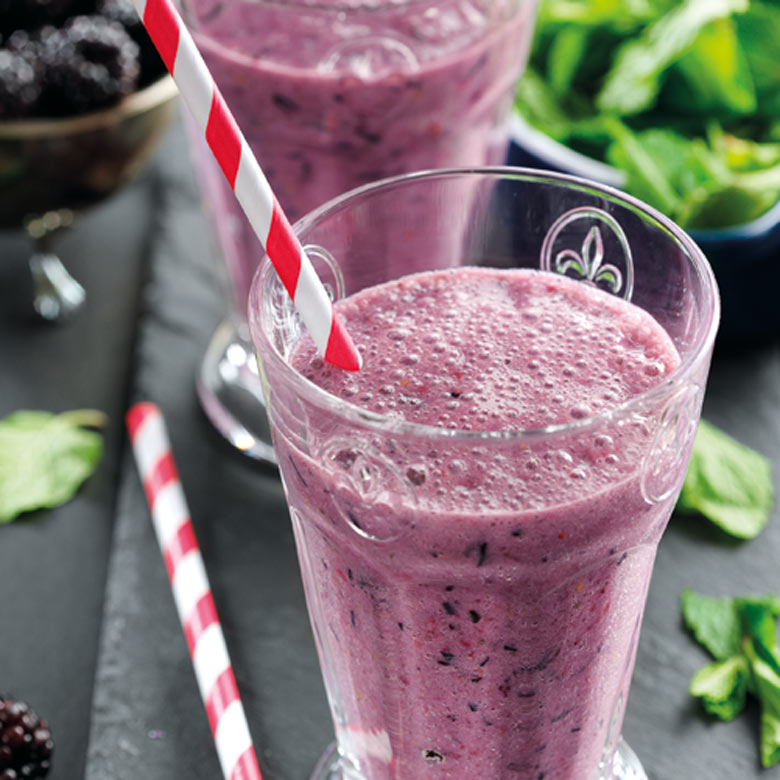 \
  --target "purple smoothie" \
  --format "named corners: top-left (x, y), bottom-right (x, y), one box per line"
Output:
top-left (181, 0), bottom-right (536, 313)
top-left (273, 268), bottom-right (683, 779)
